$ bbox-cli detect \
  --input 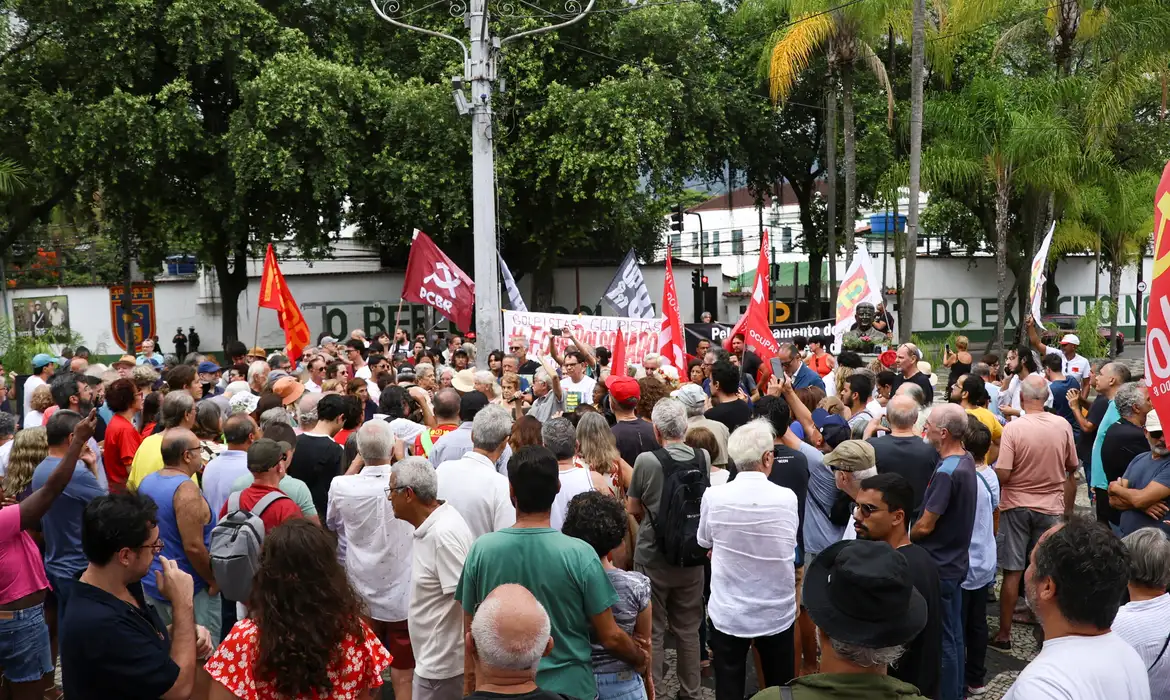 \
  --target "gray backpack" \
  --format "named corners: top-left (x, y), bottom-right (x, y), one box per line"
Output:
top-left (210, 491), bottom-right (288, 602)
